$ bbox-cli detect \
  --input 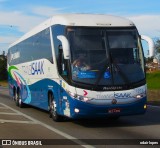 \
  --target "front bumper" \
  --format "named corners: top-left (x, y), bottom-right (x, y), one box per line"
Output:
top-left (69, 97), bottom-right (147, 119)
